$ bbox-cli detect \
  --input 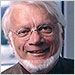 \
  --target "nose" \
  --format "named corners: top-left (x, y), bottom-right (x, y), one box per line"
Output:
top-left (28, 31), bottom-right (43, 46)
